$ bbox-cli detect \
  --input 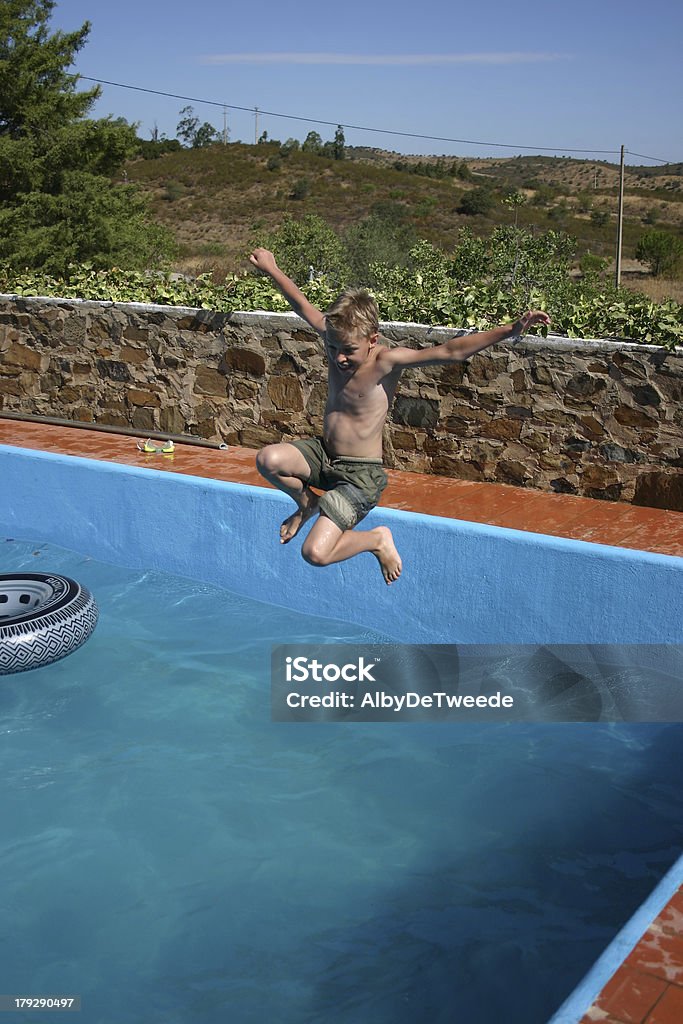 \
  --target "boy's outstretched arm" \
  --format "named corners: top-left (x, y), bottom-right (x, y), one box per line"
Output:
top-left (249, 248), bottom-right (326, 336)
top-left (380, 311), bottom-right (551, 369)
